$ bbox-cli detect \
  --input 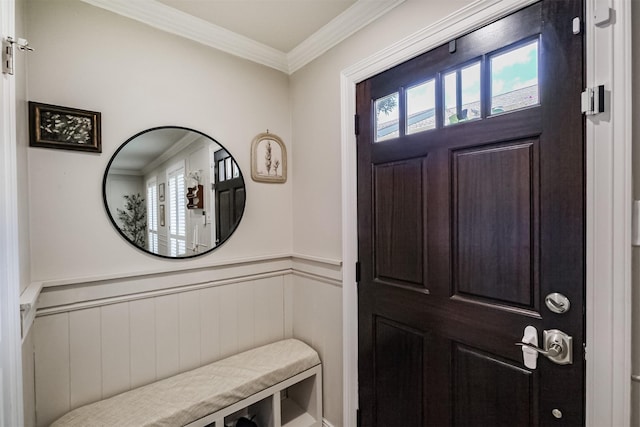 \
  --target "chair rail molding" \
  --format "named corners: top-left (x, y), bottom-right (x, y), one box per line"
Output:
top-left (340, 0), bottom-right (631, 426)
top-left (32, 253), bottom-right (342, 316)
